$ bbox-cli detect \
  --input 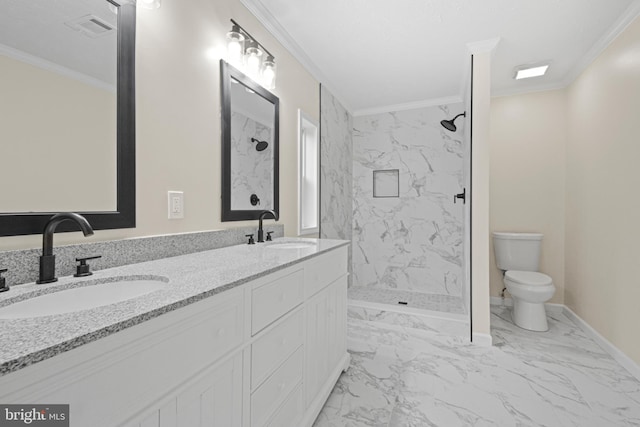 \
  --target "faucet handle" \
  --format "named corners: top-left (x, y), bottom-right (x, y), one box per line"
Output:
top-left (245, 234), bottom-right (255, 245)
top-left (0, 269), bottom-right (8, 293)
top-left (74, 255), bottom-right (102, 277)
top-left (266, 231), bottom-right (274, 241)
